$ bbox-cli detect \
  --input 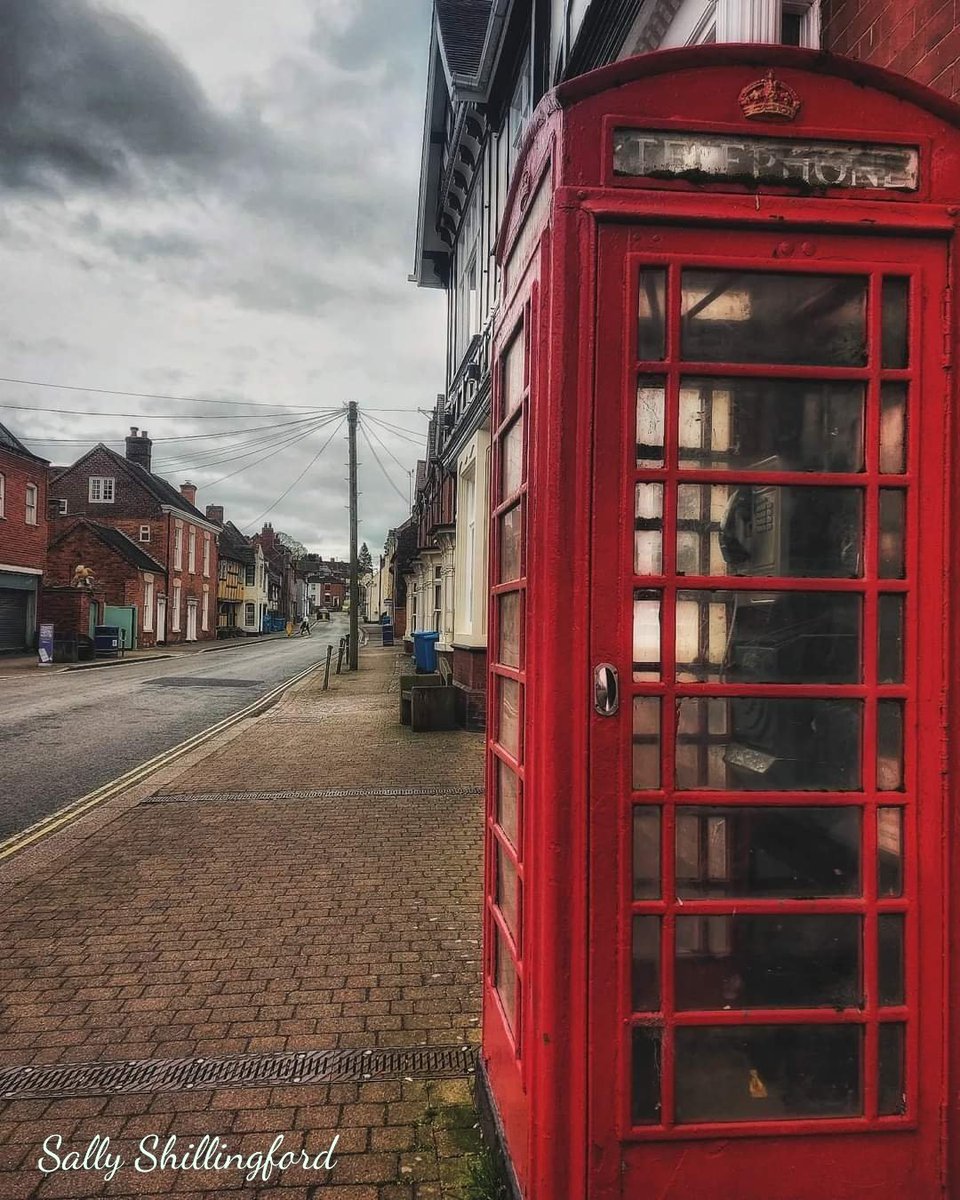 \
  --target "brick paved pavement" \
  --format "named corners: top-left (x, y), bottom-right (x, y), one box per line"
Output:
top-left (0, 648), bottom-right (486, 1199)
